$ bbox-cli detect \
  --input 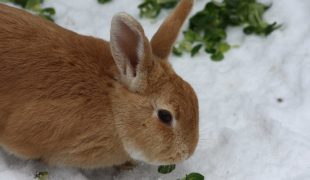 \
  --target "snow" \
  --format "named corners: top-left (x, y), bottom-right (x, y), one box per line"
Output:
top-left (1, 0), bottom-right (310, 179)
